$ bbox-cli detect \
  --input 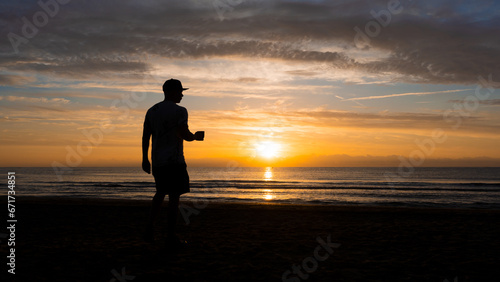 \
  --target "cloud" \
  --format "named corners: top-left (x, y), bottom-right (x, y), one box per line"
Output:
top-left (279, 154), bottom-right (500, 167)
top-left (285, 70), bottom-right (319, 76)
top-left (219, 77), bottom-right (263, 83)
top-left (1, 0), bottom-right (499, 86)
top-left (10, 57), bottom-right (150, 78)
top-left (2, 96), bottom-right (70, 104)
top-left (0, 74), bottom-right (35, 86)
top-left (187, 154), bottom-right (500, 167)
top-left (480, 99), bottom-right (500, 105)
top-left (449, 99), bottom-right (500, 106)
top-left (186, 106), bottom-right (500, 138)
